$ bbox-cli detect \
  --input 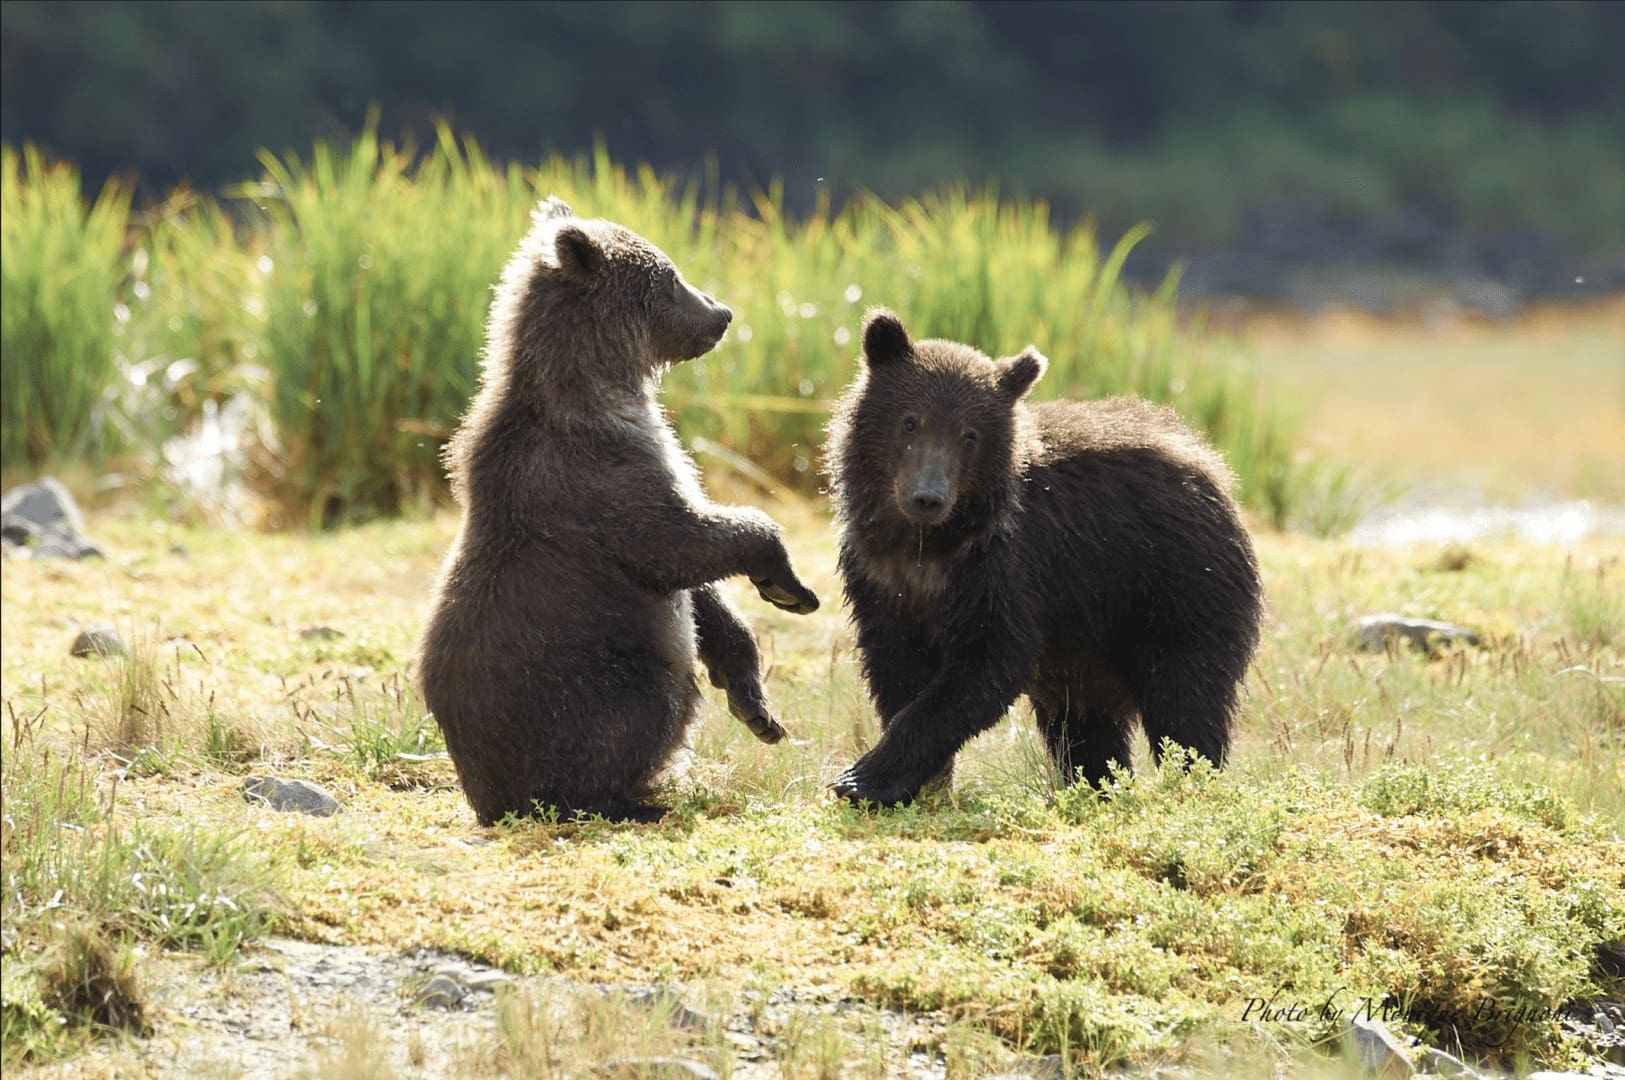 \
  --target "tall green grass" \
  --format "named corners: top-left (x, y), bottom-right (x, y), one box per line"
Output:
top-left (244, 126), bottom-right (531, 525)
top-left (0, 145), bottom-right (132, 471)
top-left (0, 130), bottom-right (1304, 525)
